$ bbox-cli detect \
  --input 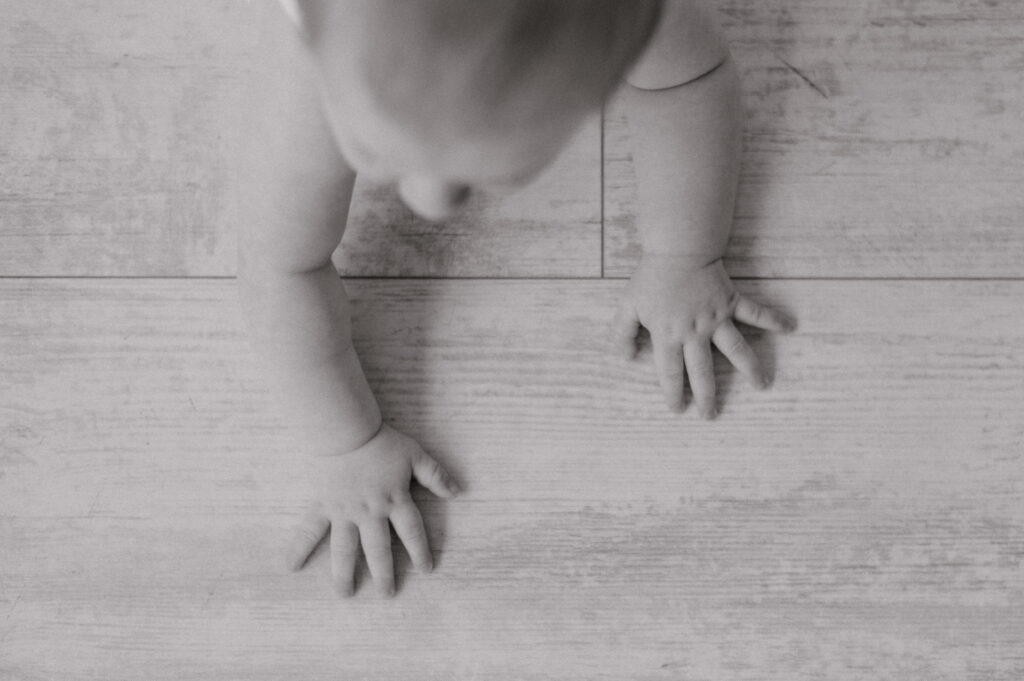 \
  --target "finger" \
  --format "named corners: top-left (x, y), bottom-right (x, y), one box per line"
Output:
top-left (330, 521), bottom-right (360, 597)
top-left (683, 341), bottom-right (717, 419)
top-left (412, 452), bottom-right (460, 499)
top-left (390, 500), bottom-right (433, 573)
top-left (651, 334), bottom-right (686, 412)
top-left (712, 321), bottom-right (768, 389)
top-left (359, 518), bottom-right (396, 597)
top-left (285, 507), bottom-right (330, 572)
top-left (612, 306), bottom-right (641, 360)
top-left (734, 296), bottom-right (796, 333)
